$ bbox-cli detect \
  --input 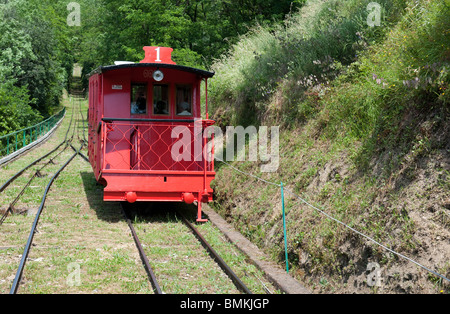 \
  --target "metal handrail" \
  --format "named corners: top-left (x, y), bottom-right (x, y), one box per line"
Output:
top-left (0, 108), bottom-right (66, 157)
